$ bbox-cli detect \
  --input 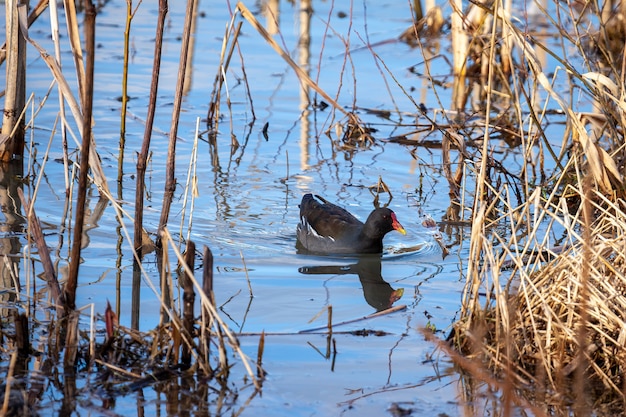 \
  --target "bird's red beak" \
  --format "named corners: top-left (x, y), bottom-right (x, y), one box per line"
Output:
top-left (391, 213), bottom-right (406, 235)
